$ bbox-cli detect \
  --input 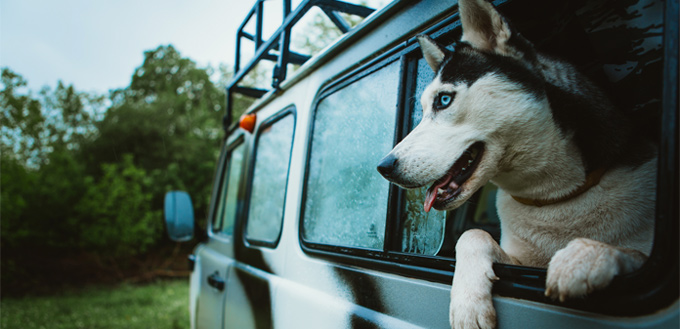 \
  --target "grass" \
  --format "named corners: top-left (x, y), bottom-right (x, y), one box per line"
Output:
top-left (1, 279), bottom-right (190, 329)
